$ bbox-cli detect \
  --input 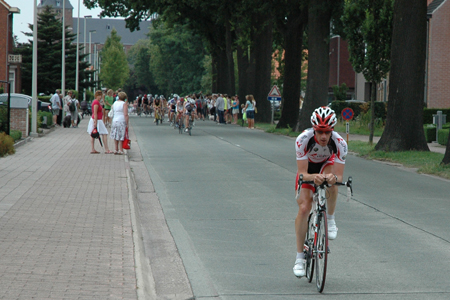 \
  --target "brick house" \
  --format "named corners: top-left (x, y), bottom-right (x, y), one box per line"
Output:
top-left (0, 0), bottom-right (20, 93)
top-left (328, 36), bottom-right (356, 101)
top-left (427, 0), bottom-right (450, 108)
top-left (329, 0), bottom-right (450, 108)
